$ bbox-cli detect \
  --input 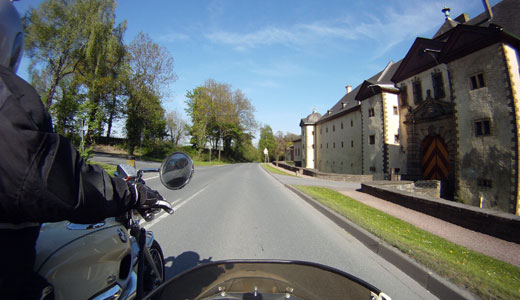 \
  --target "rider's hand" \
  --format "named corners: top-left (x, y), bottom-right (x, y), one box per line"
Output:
top-left (132, 183), bottom-right (164, 208)
top-left (130, 183), bottom-right (165, 220)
